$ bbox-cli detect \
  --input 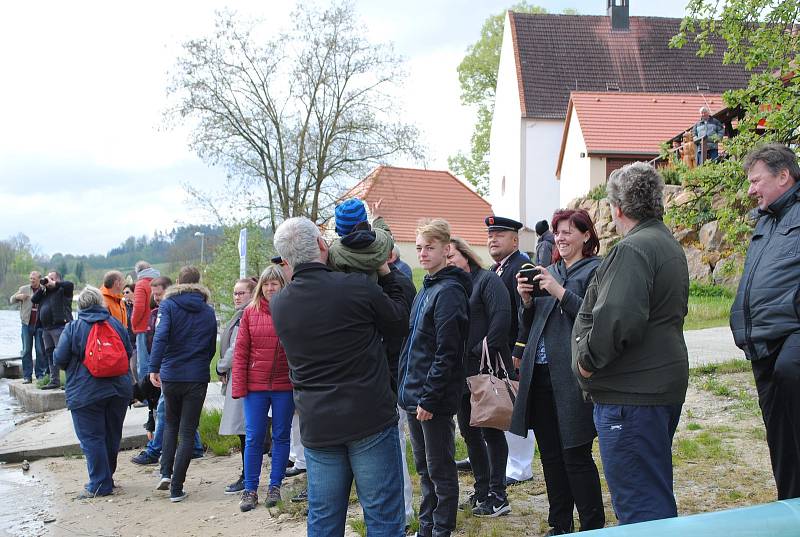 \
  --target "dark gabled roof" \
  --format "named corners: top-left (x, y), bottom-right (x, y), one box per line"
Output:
top-left (509, 13), bottom-right (753, 119)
